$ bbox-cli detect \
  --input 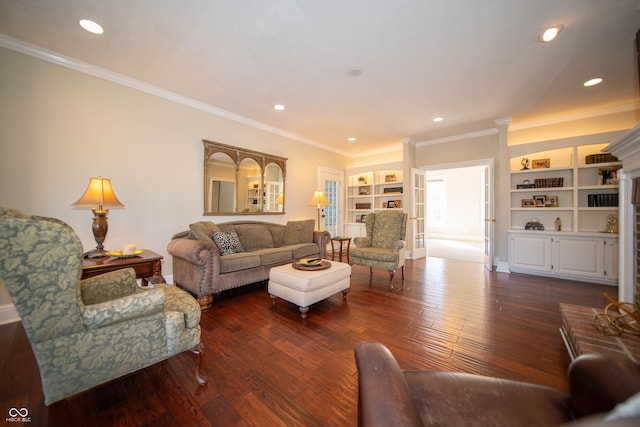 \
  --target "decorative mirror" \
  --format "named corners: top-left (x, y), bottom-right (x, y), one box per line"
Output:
top-left (203, 140), bottom-right (286, 215)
